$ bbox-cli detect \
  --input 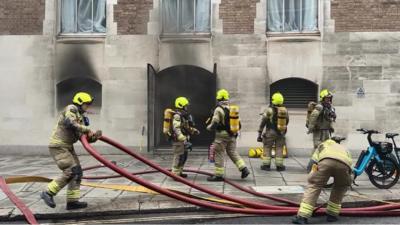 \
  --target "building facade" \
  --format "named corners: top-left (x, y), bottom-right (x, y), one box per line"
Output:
top-left (1, 0), bottom-right (399, 154)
